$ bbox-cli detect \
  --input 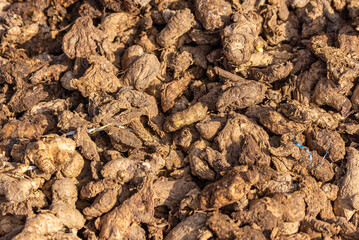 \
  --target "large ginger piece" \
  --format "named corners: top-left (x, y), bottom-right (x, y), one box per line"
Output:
top-left (12, 179), bottom-right (85, 239)
top-left (0, 174), bottom-right (44, 202)
top-left (216, 113), bottom-right (270, 164)
top-left (0, 114), bottom-right (50, 140)
top-left (62, 16), bottom-right (106, 59)
top-left (24, 135), bottom-right (84, 178)
top-left (222, 11), bottom-right (262, 65)
top-left (216, 81), bottom-right (267, 112)
top-left (70, 55), bottom-right (121, 97)
top-left (199, 167), bottom-right (259, 209)
top-left (334, 147), bottom-right (359, 220)
top-left (12, 213), bottom-right (63, 240)
top-left (312, 78), bottom-right (352, 116)
top-left (99, 177), bottom-right (154, 239)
